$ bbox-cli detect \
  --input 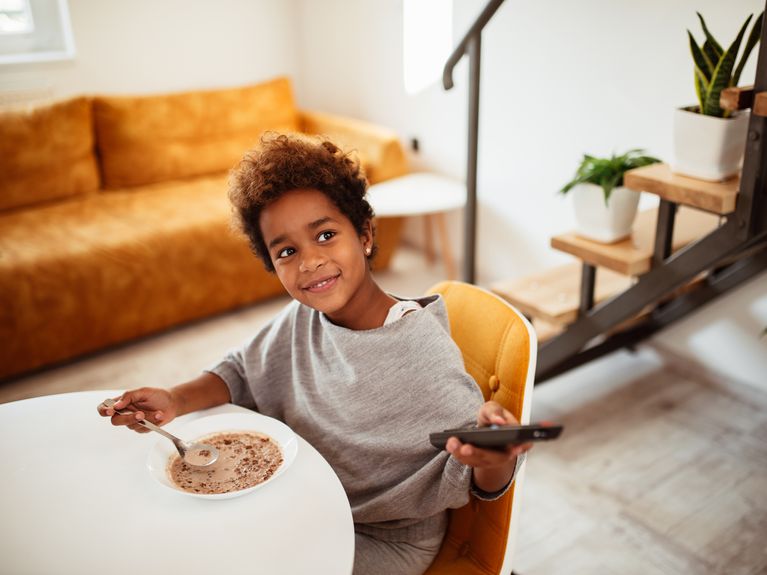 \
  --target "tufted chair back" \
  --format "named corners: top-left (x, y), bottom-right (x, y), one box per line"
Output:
top-left (425, 281), bottom-right (536, 575)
